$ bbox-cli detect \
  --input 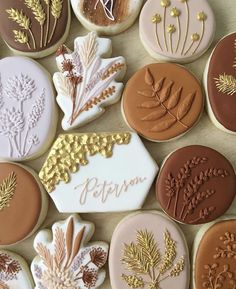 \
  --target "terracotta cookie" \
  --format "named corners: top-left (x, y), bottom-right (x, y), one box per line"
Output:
top-left (122, 63), bottom-right (204, 142)
top-left (204, 32), bottom-right (236, 134)
top-left (0, 0), bottom-right (71, 58)
top-left (0, 250), bottom-right (34, 289)
top-left (0, 56), bottom-right (58, 162)
top-left (109, 211), bottom-right (190, 289)
top-left (193, 217), bottom-right (236, 289)
top-left (32, 214), bottom-right (108, 289)
top-left (71, 0), bottom-right (143, 35)
top-left (139, 0), bottom-right (215, 63)
top-left (156, 145), bottom-right (236, 225)
top-left (0, 162), bottom-right (48, 246)
top-left (39, 132), bottom-right (158, 212)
